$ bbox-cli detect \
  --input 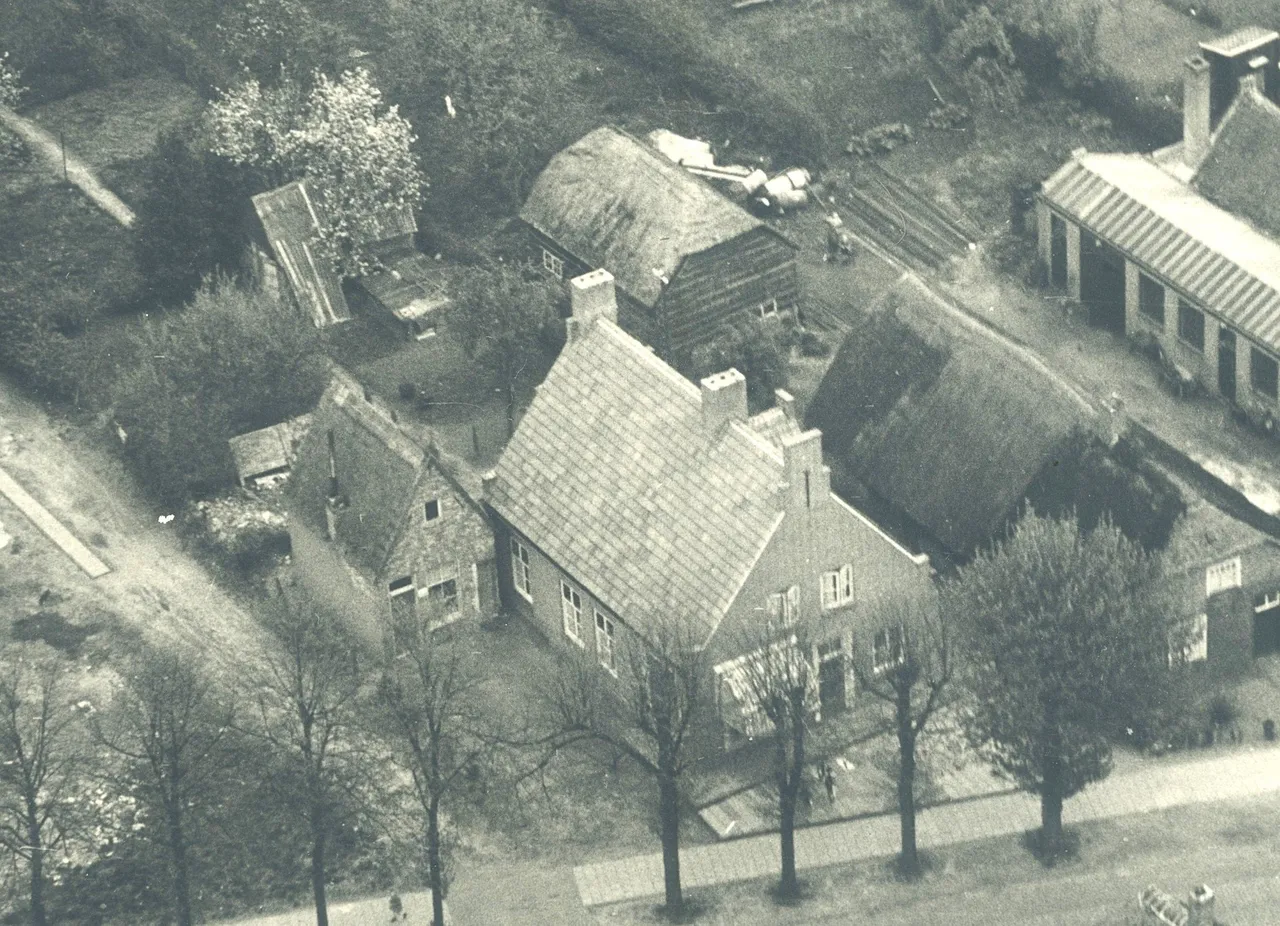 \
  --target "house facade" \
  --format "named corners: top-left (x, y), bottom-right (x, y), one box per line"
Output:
top-left (520, 127), bottom-right (799, 360)
top-left (485, 270), bottom-right (935, 754)
top-left (287, 368), bottom-right (497, 639)
top-left (1037, 28), bottom-right (1280, 424)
